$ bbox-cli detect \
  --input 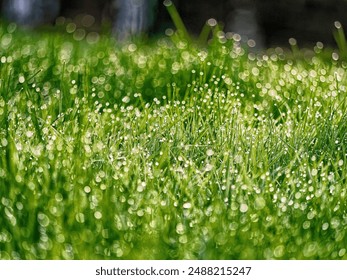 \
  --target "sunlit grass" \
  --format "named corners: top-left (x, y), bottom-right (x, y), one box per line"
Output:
top-left (0, 21), bottom-right (347, 260)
